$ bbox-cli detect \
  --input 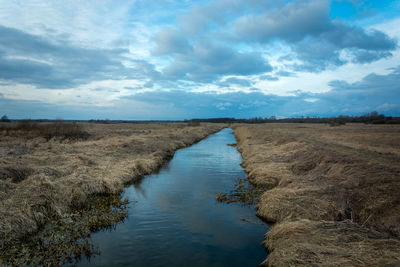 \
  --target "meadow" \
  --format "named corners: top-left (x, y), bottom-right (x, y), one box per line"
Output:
top-left (0, 121), bottom-right (223, 264)
top-left (2, 121), bottom-right (400, 266)
top-left (233, 123), bottom-right (400, 266)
